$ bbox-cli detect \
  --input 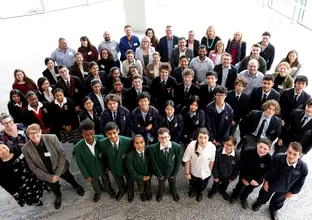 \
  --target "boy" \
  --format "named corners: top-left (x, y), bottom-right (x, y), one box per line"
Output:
top-left (229, 138), bottom-right (273, 209)
top-left (126, 134), bottom-right (153, 202)
top-left (99, 122), bottom-right (134, 202)
top-left (74, 120), bottom-right (115, 203)
top-left (199, 71), bottom-right (218, 108)
top-left (205, 86), bottom-right (233, 147)
top-left (132, 92), bottom-right (160, 144)
top-left (208, 136), bottom-right (240, 200)
top-left (149, 127), bottom-right (182, 202)
top-left (252, 142), bottom-right (308, 220)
